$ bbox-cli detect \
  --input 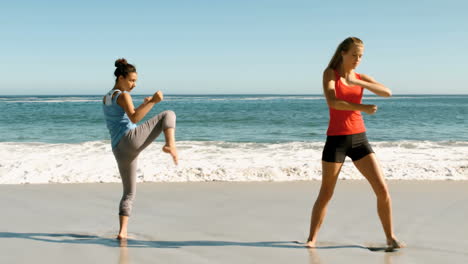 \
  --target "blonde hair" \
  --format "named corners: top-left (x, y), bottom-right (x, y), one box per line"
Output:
top-left (327, 37), bottom-right (363, 70)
